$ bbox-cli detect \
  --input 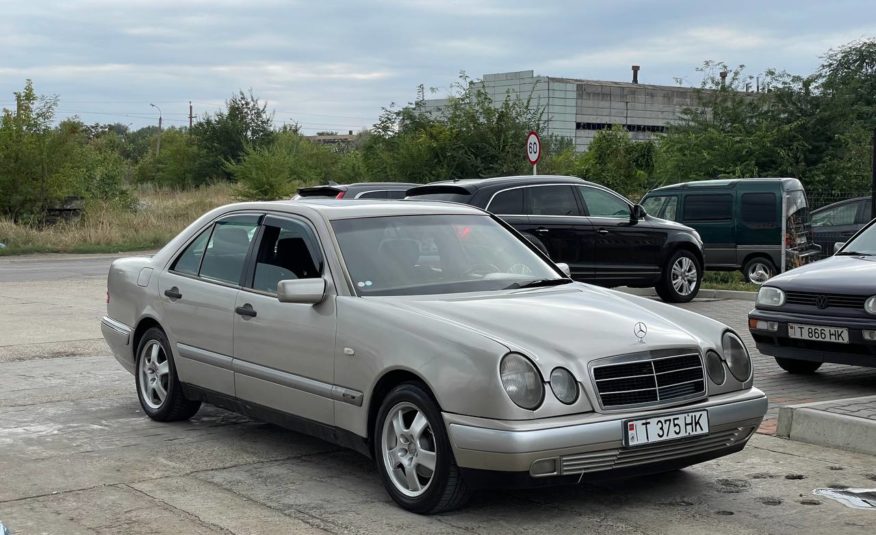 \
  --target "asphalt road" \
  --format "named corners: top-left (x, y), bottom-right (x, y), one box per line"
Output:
top-left (2, 254), bottom-right (875, 534)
